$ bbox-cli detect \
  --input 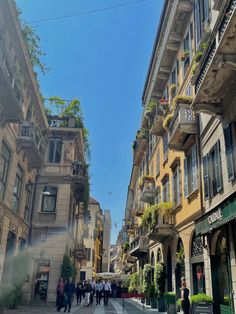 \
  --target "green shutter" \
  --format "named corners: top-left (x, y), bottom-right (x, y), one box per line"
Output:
top-left (184, 158), bottom-right (188, 197)
top-left (191, 145), bottom-right (198, 191)
top-left (224, 124), bottom-right (235, 182)
top-left (203, 155), bottom-right (210, 200)
top-left (177, 166), bottom-right (180, 205)
top-left (214, 140), bottom-right (222, 193)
